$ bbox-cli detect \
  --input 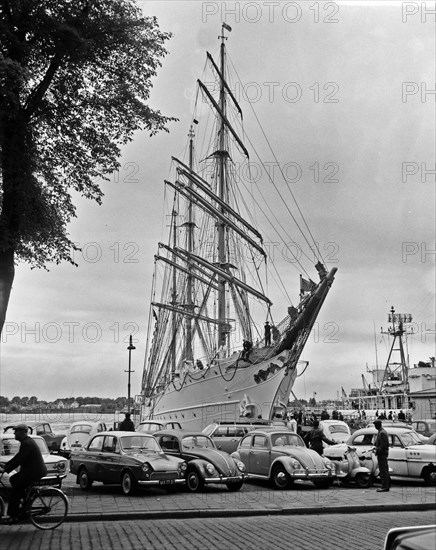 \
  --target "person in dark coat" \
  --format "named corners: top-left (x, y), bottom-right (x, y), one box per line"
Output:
top-left (264, 321), bottom-right (271, 346)
top-left (0, 424), bottom-right (47, 523)
top-left (306, 420), bottom-right (336, 455)
top-left (374, 419), bottom-right (390, 492)
top-left (241, 340), bottom-right (253, 362)
top-left (119, 413), bottom-right (135, 431)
